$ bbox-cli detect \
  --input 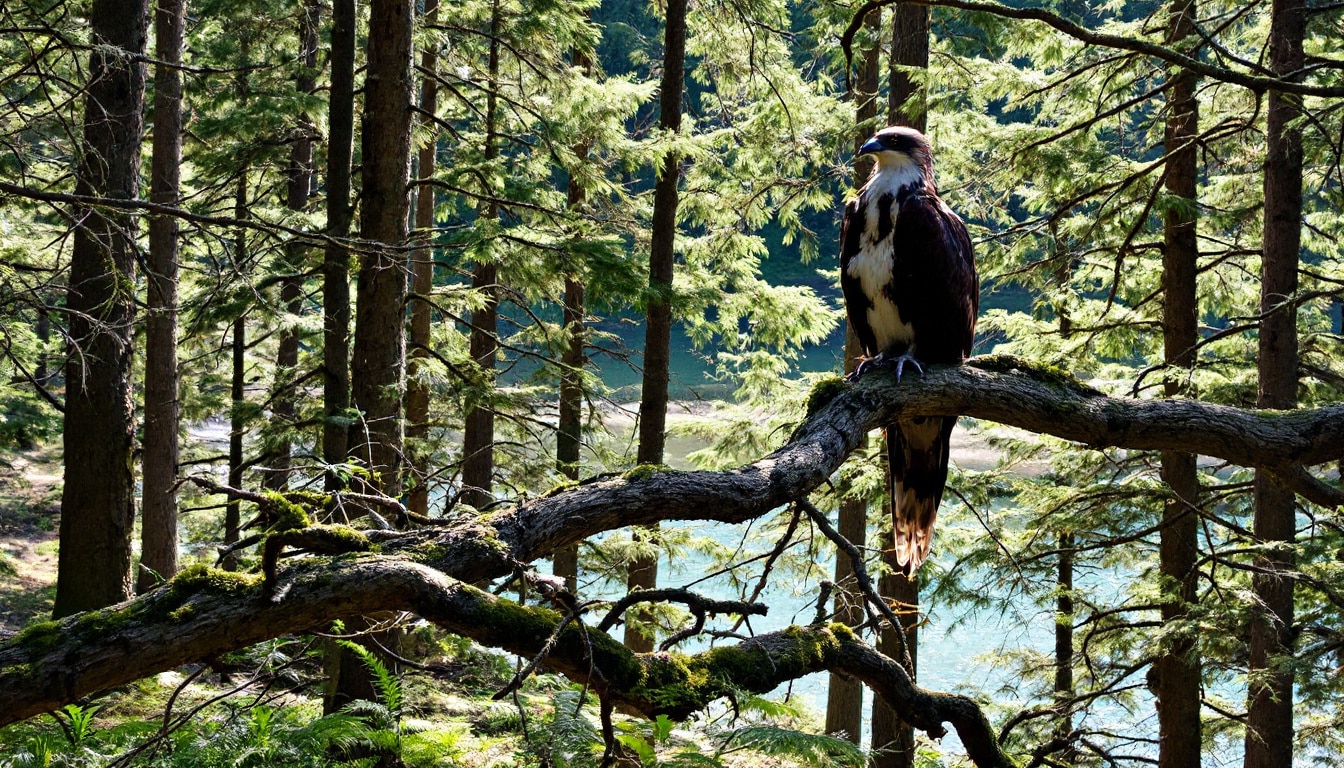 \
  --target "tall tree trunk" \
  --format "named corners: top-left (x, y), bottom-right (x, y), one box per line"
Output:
top-left (349, 0), bottom-right (413, 499)
top-left (553, 43), bottom-right (593, 593)
top-left (552, 272), bottom-right (585, 590)
top-left (1157, 0), bottom-right (1202, 764)
top-left (323, 0), bottom-right (356, 494)
top-left (267, 0), bottom-right (320, 492)
top-left (223, 175), bottom-right (250, 573)
top-left (461, 0), bottom-right (503, 511)
top-left (825, 6), bottom-right (879, 742)
top-left (627, 0), bottom-right (687, 654)
top-left (327, 0), bottom-right (413, 732)
top-left (1245, 1), bottom-right (1303, 765)
top-left (871, 6), bottom-right (928, 765)
top-left (224, 312), bottom-right (246, 573)
top-left (407, 0), bottom-right (440, 518)
top-left (54, 0), bottom-right (150, 617)
top-left (139, 0), bottom-right (186, 593)
top-left (1055, 533), bottom-right (1076, 760)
